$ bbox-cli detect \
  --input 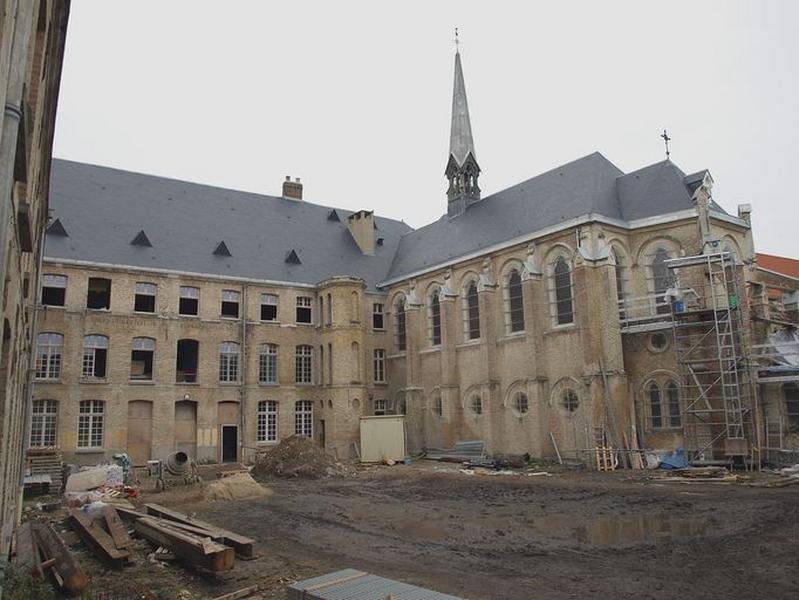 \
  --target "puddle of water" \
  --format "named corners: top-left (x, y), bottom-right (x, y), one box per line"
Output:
top-left (576, 515), bottom-right (708, 545)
